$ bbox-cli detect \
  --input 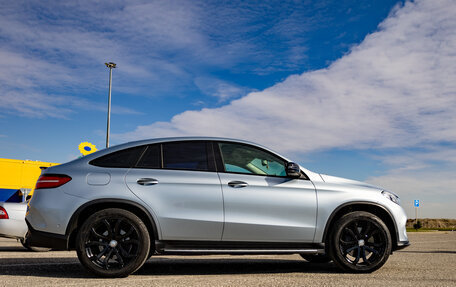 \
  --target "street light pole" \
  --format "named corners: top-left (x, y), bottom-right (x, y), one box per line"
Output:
top-left (105, 62), bottom-right (116, 148)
